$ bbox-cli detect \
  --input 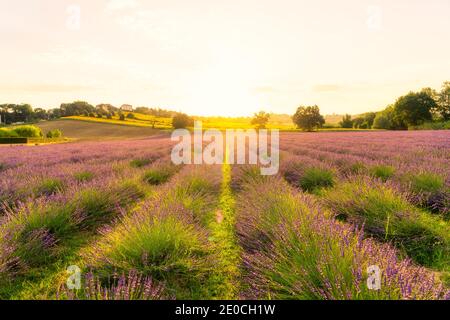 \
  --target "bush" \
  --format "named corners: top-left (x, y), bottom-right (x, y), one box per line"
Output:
top-left (403, 172), bottom-right (448, 215)
top-left (0, 201), bottom-right (79, 271)
top-left (409, 120), bottom-right (450, 130)
top-left (126, 113), bottom-right (135, 119)
top-left (281, 160), bottom-right (335, 193)
top-left (172, 113), bottom-right (194, 129)
top-left (130, 158), bottom-right (153, 168)
top-left (143, 166), bottom-right (177, 185)
top-left (88, 113), bottom-right (96, 118)
top-left (82, 204), bottom-right (213, 299)
top-left (370, 165), bottom-right (395, 181)
top-left (0, 128), bottom-right (19, 137)
top-left (12, 125), bottom-right (43, 138)
top-left (75, 181), bottom-right (146, 227)
top-left (74, 171), bottom-right (95, 183)
top-left (409, 172), bottom-right (445, 194)
top-left (299, 167), bottom-right (335, 192)
top-left (119, 113), bottom-right (126, 121)
top-left (46, 129), bottom-right (62, 139)
top-left (35, 178), bottom-right (65, 196)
